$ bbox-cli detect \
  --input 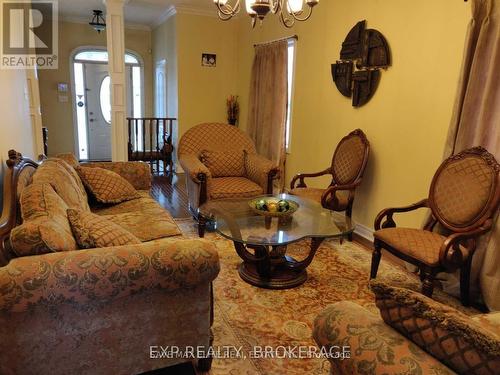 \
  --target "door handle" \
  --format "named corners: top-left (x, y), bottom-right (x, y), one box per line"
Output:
top-left (89, 119), bottom-right (95, 122)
